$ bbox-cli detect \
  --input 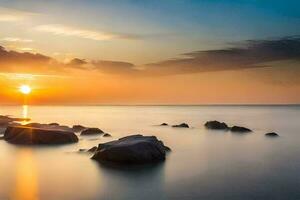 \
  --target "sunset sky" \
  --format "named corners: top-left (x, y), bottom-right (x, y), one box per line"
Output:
top-left (0, 0), bottom-right (300, 105)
